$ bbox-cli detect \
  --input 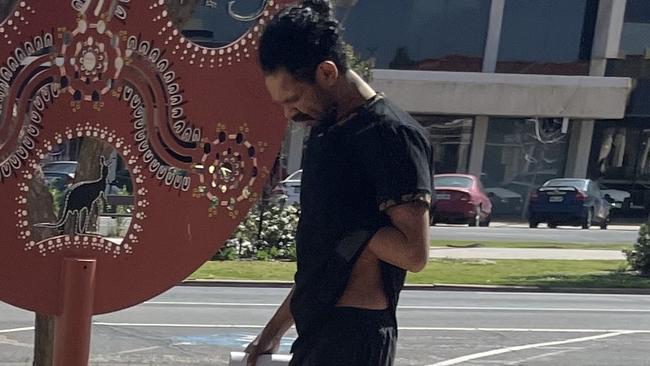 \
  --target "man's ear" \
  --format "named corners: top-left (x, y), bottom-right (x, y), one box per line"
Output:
top-left (315, 61), bottom-right (339, 87)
